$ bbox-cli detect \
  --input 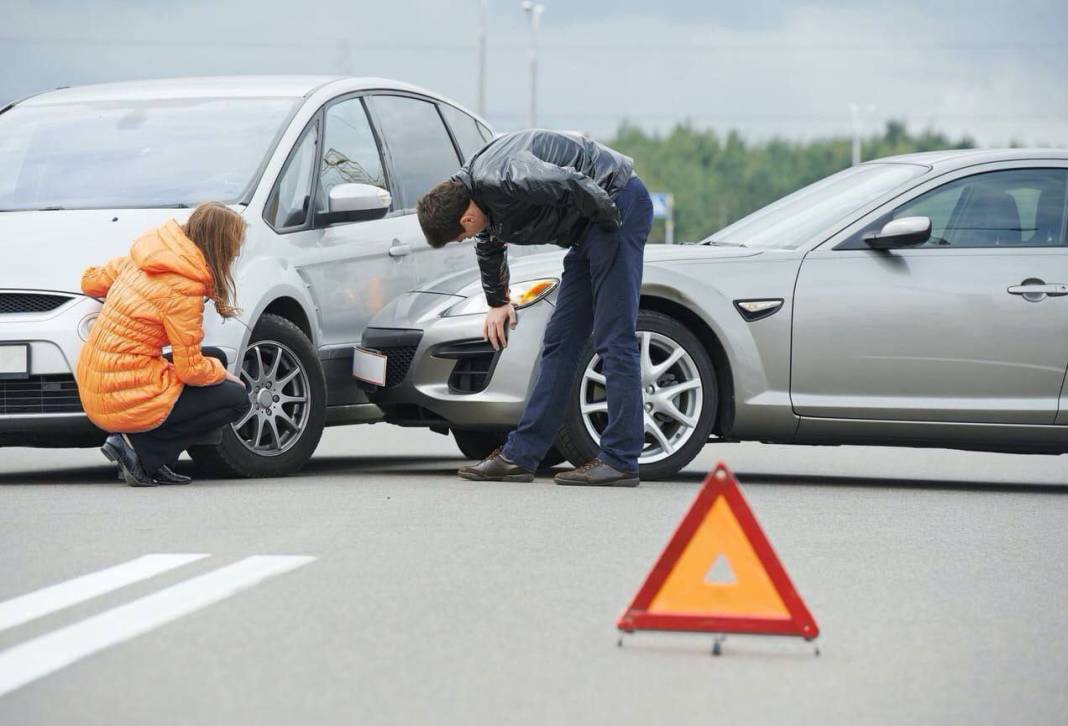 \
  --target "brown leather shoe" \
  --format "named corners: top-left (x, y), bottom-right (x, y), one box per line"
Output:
top-left (554, 459), bottom-right (639, 487)
top-left (458, 448), bottom-right (534, 482)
